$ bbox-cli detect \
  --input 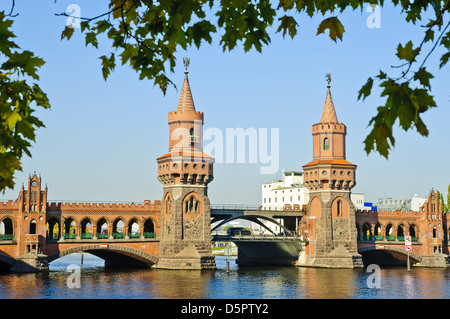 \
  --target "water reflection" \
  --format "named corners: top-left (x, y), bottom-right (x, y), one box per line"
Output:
top-left (1, 253), bottom-right (450, 299)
